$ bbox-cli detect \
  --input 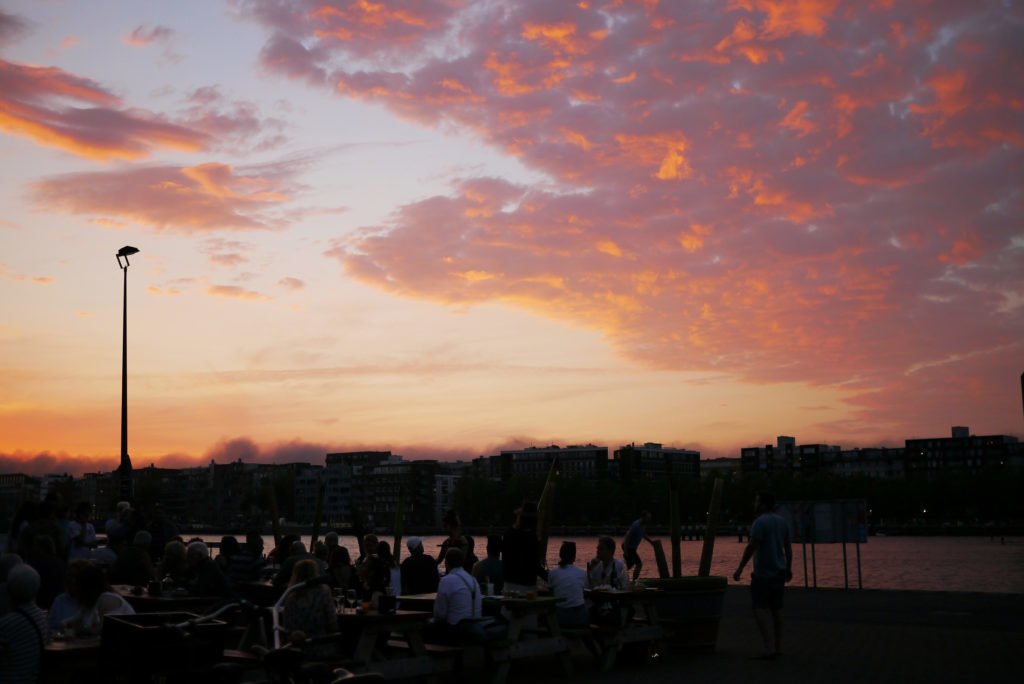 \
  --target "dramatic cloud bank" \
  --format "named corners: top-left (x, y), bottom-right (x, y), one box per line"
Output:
top-left (238, 0), bottom-right (1023, 431)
